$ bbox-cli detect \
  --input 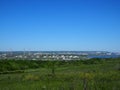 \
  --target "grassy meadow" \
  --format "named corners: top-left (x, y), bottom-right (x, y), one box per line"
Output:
top-left (0, 58), bottom-right (120, 90)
